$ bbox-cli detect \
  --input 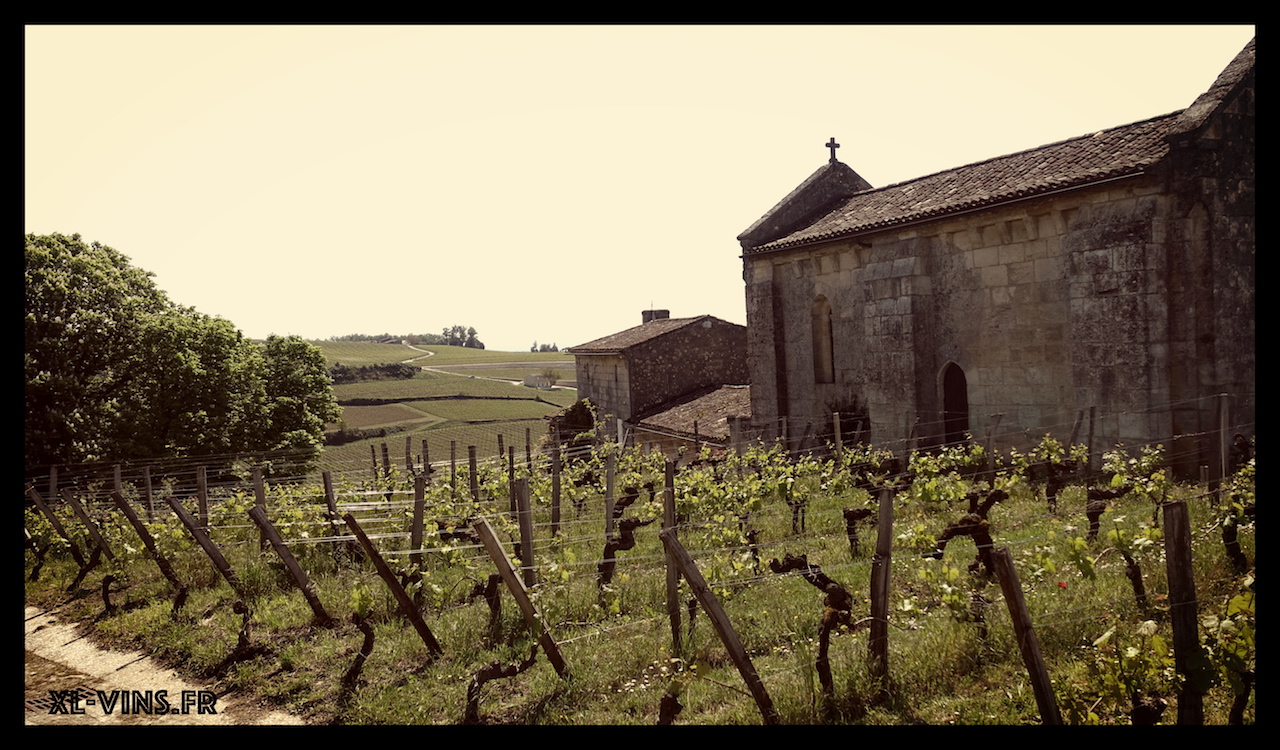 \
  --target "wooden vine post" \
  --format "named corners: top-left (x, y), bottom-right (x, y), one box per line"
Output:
top-left (26, 486), bottom-right (87, 567)
top-left (164, 495), bottom-right (247, 600)
top-left (450, 441), bottom-right (458, 496)
top-left (550, 438), bottom-right (562, 536)
top-left (142, 466), bottom-right (155, 522)
top-left (252, 467), bottom-right (268, 552)
top-left (658, 528), bottom-right (778, 725)
top-left (515, 478), bottom-right (537, 588)
top-left (868, 486), bottom-right (895, 682)
top-left (469, 446), bottom-right (480, 502)
top-left (342, 513), bottom-right (445, 659)
top-left (472, 516), bottom-right (569, 678)
top-left (508, 445), bottom-right (518, 514)
top-left (662, 459), bottom-right (682, 655)
top-left (410, 474), bottom-right (426, 568)
top-left (1162, 498), bottom-right (1205, 725)
top-left (248, 505), bottom-right (333, 626)
top-left (60, 489), bottom-right (115, 563)
top-left (57, 489), bottom-right (114, 593)
top-left (605, 450), bottom-right (616, 535)
top-left (833, 411), bottom-right (843, 463)
top-left (991, 546), bottom-right (1062, 725)
top-left (196, 465), bottom-right (209, 530)
top-left (108, 491), bottom-right (187, 611)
